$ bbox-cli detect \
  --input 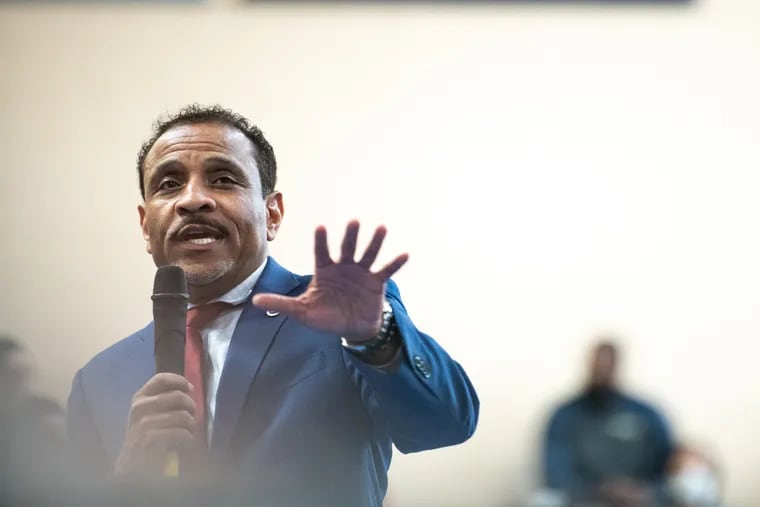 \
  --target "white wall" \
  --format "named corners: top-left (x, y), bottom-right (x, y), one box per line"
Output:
top-left (1, 1), bottom-right (759, 505)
